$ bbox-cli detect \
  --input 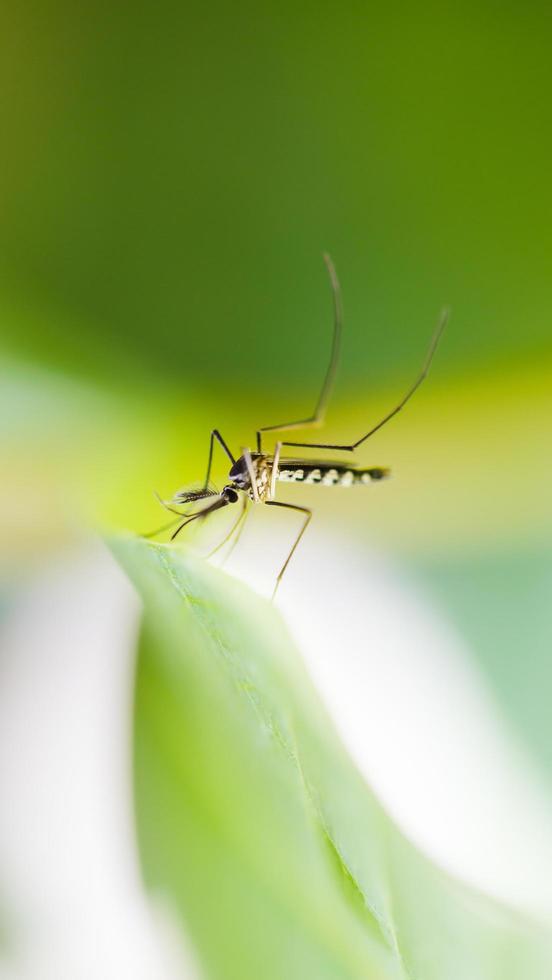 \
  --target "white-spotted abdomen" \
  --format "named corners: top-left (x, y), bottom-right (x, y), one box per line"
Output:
top-left (276, 462), bottom-right (389, 485)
